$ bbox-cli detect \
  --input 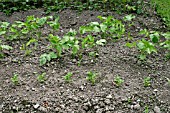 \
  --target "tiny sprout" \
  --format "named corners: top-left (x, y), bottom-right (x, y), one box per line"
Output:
top-left (114, 75), bottom-right (124, 87)
top-left (37, 73), bottom-right (46, 83)
top-left (143, 77), bottom-right (151, 87)
top-left (11, 74), bottom-right (19, 85)
top-left (87, 71), bottom-right (97, 85)
top-left (64, 72), bottom-right (73, 82)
